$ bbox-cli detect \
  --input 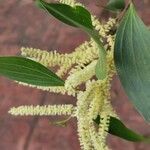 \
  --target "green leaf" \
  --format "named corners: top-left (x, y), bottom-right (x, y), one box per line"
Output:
top-left (94, 116), bottom-right (150, 142)
top-left (0, 56), bottom-right (64, 86)
top-left (106, 0), bottom-right (125, 12)
top-left (36, 0), bottom-right (93, 30)
top-left (35, 0), bottom-right (107, 80)
top-left (114, 3), bottom-right (150, 122)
